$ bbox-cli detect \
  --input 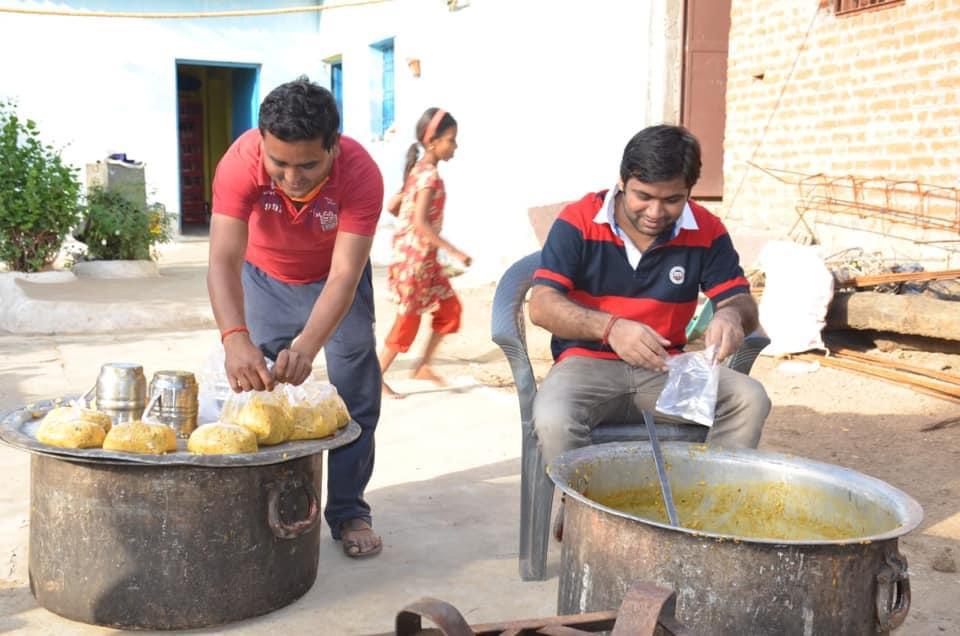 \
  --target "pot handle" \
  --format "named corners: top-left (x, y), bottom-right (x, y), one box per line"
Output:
top-left (876, 550), bottom-right (910, 632)
top-left (395, 598), bottom-right (474, 636)
top-left (267, 473), bottom-right (320, 539)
